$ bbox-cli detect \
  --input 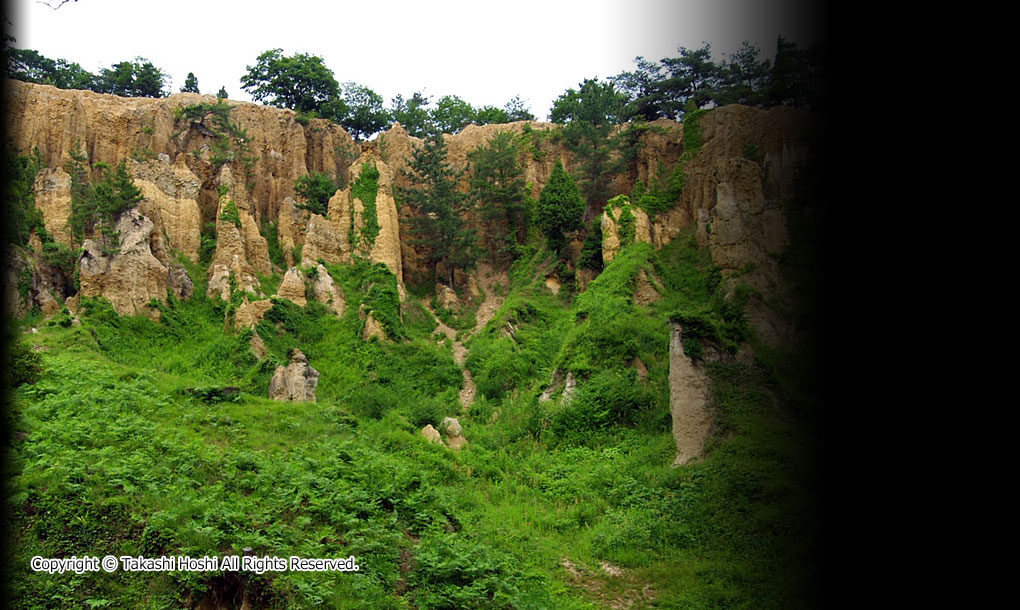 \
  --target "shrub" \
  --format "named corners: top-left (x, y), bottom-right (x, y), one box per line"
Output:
top-left (294, 172), bottom-right (338, 216)
top-left (5, 341), bottom-right (43, 388)
top-left (349, 162), bottom-right (381, 249)
top-left (219, 200), bottom-right (241, 228)
top-left (551, 368), bottom-right (651, 442)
